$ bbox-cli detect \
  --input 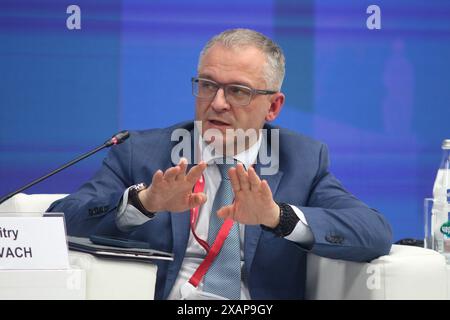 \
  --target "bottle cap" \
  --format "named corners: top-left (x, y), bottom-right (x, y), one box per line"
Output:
top-left (442, 140), bottom-right (450, 150)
